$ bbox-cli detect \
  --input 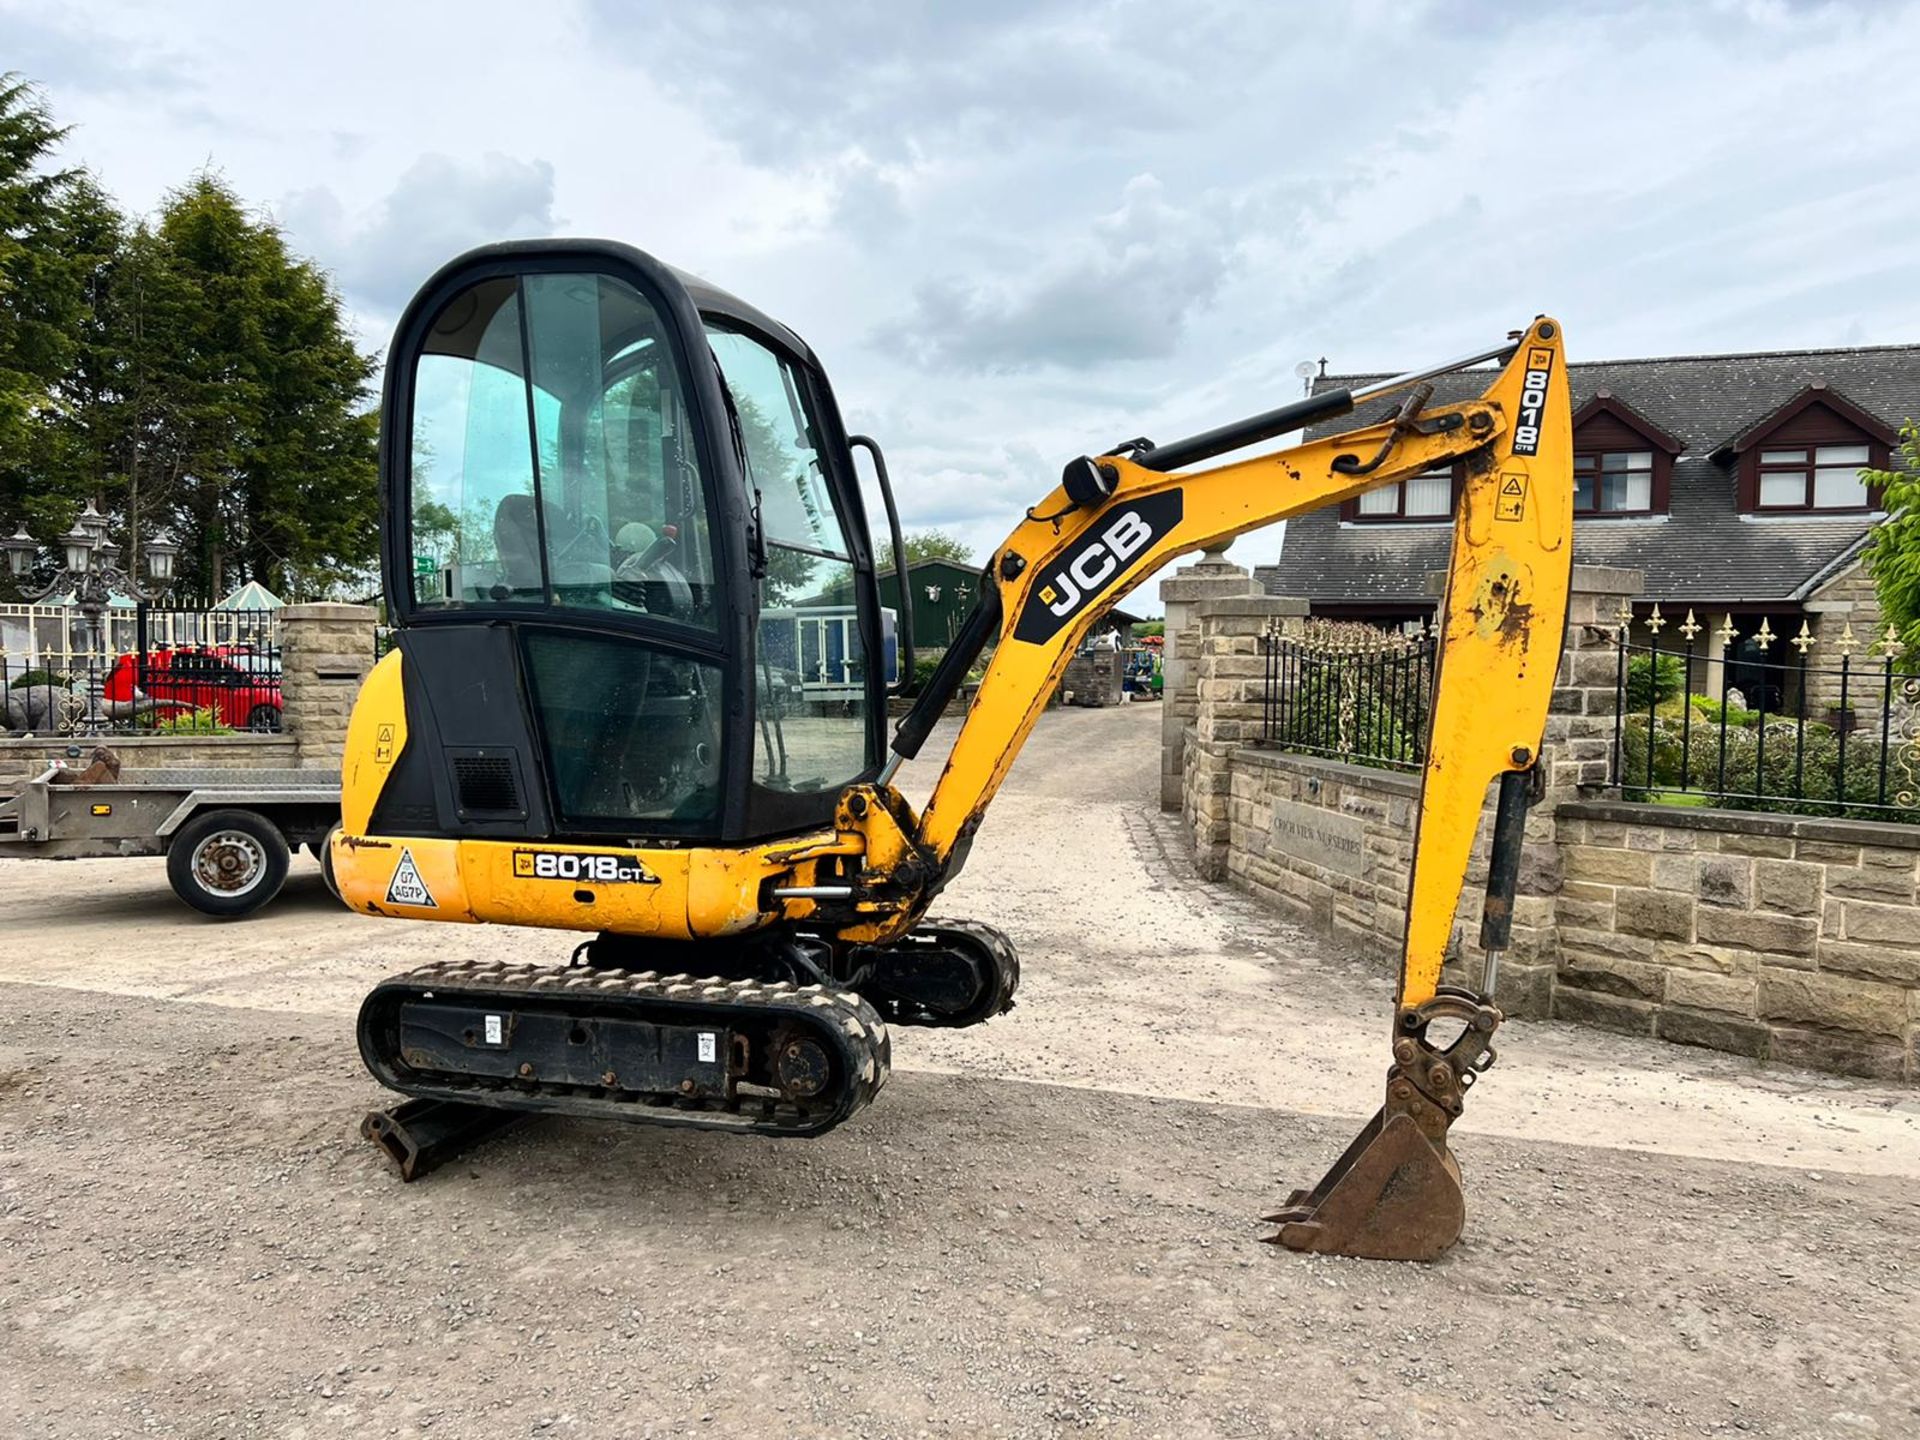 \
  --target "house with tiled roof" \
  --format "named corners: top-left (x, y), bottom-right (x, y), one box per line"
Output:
top-left (1257, 344), bottom-right (1920, 708)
